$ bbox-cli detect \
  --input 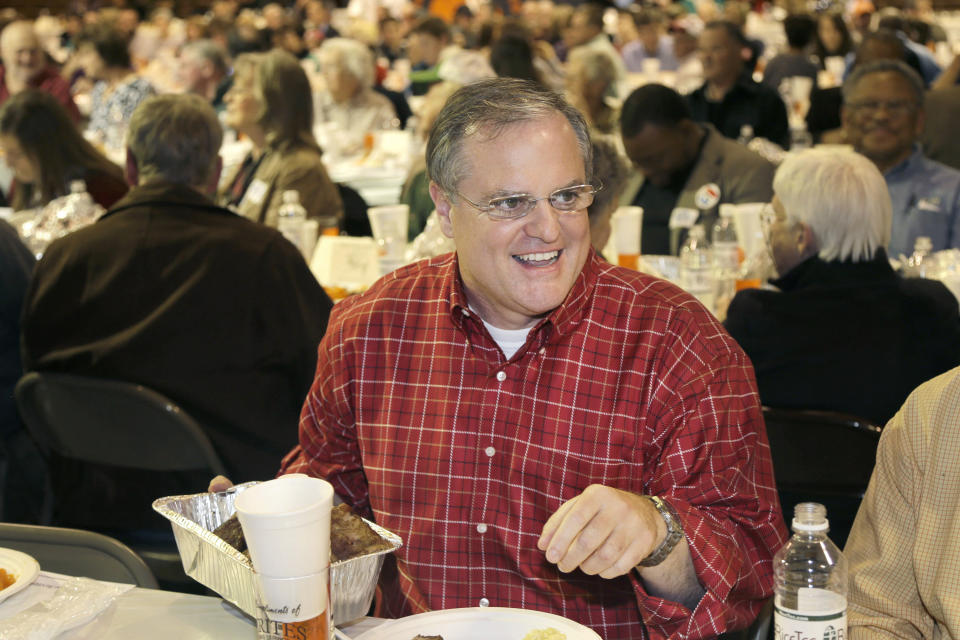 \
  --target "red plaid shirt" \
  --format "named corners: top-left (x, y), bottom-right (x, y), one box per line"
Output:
top-left (281, 251), bottom-right (787, 639)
